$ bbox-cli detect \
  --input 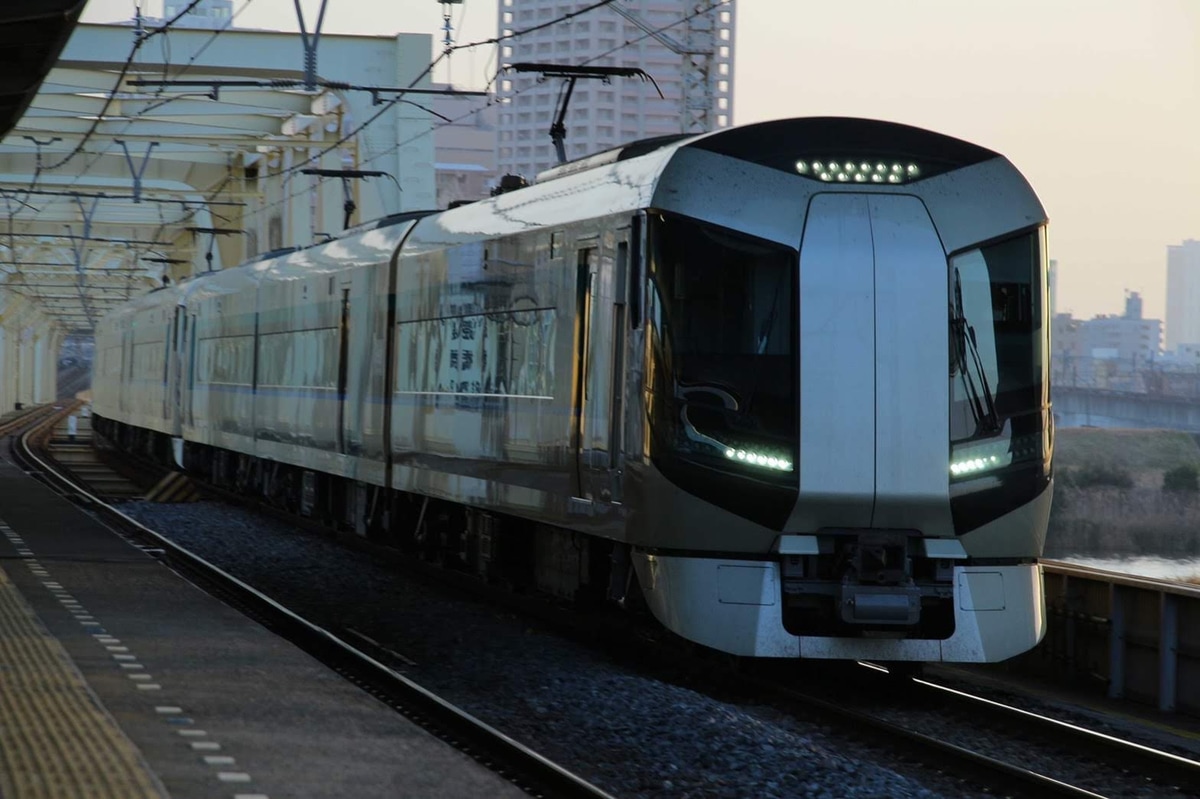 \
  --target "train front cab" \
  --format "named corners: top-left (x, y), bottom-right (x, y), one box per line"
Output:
top-left (628, 124), bottom-right (1051, 662)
